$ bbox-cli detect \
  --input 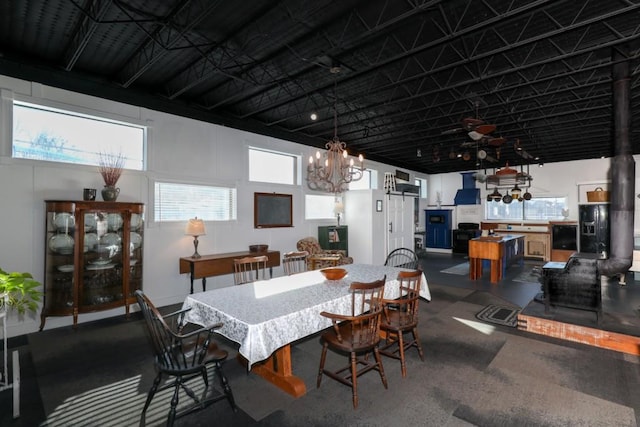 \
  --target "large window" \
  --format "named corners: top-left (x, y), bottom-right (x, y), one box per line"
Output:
top-left (414, 177), bottom-right (427, 198)
top-left (12, 101), bottom-right (145, 170)
top-left (249, 147), bottom-right (299, 185)
top-left (154, 182), bottom-right (237, 222)
top-left (486, 196), bottom-right (568, 221)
